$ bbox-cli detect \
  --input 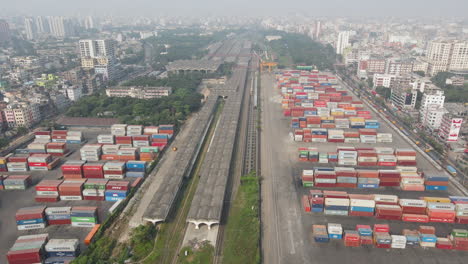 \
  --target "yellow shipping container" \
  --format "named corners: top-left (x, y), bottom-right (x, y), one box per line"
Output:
top-left (331, 112), bottom-right (345, 116)
top-left (422, 197), bottom-right (451, 203)
top-left (349, 117), bottom-right (365, 122)
top-left (321, 116), bottom-right (335, 120)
